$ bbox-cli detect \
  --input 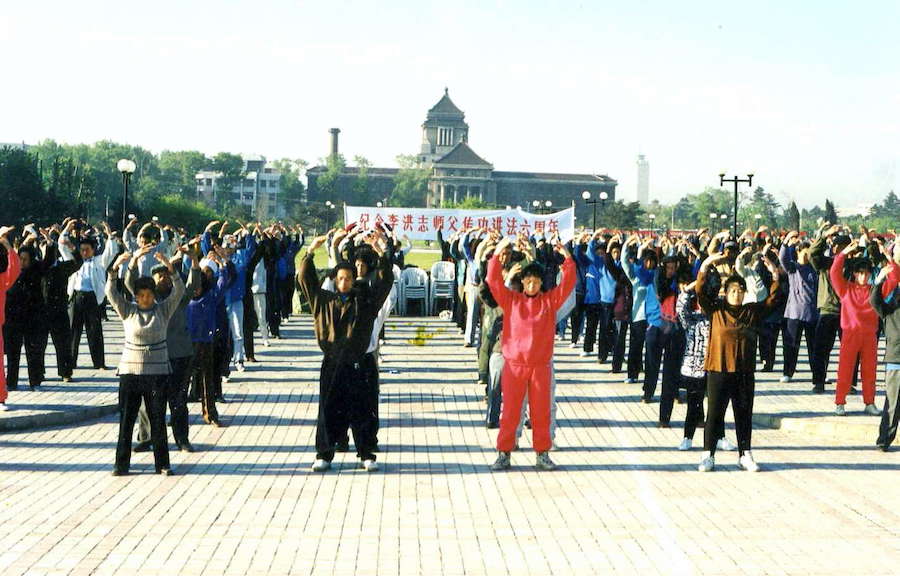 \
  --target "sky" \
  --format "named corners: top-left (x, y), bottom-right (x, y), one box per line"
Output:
top-left (3, 0), bottom-right (899, 211)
